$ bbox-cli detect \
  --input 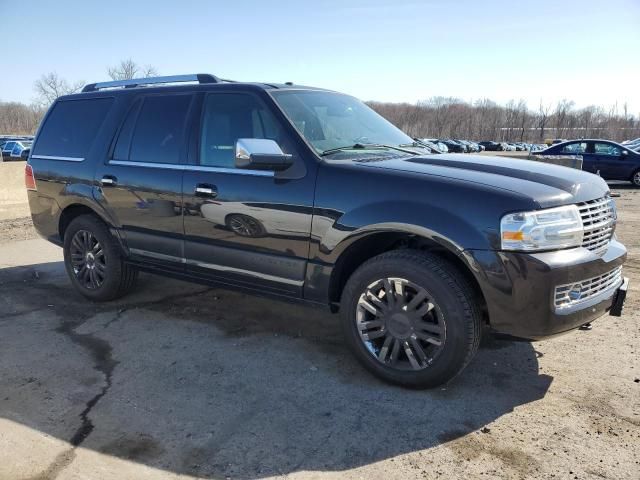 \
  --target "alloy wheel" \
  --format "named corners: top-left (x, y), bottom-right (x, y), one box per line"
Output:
top-left (355, 277), bottom-right (446, 371)
top-left (69, 230), bottom-right (106, 290)
top-left (633, 171), bottom-right (640, 187)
